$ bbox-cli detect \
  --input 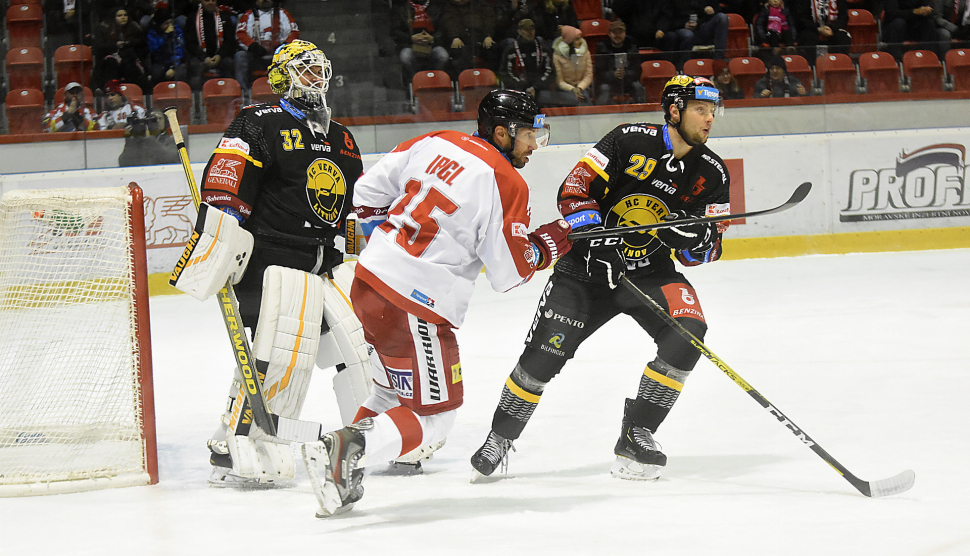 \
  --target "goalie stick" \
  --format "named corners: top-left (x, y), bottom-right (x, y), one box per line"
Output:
top-left (620, 276), bottom-right (915, 497)
top-left (164, 108), bottom-right (324, 444)
top-left (568, 182), bottom-right (812, 241)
